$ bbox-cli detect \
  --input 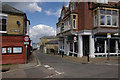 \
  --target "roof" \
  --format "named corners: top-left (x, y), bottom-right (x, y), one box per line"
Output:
top-left (1, 4), bottom-right (25, 15)
top-left (40, 36), bottom-right (57, 39)
top-left (45, 40), bottom-right (58, 44)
